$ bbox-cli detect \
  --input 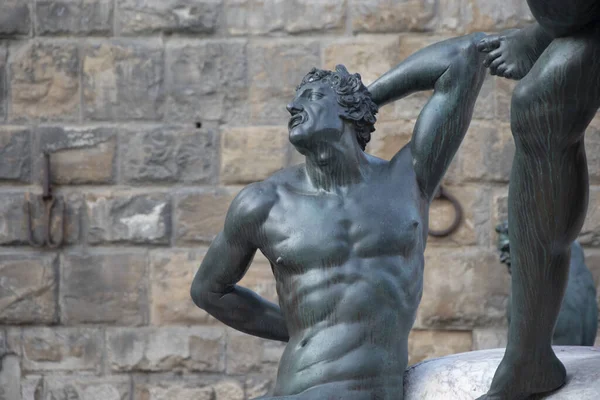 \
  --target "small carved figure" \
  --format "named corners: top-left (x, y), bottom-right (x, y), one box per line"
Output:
top-left (496, 221), bottom-right (598, 346)
top-left (191, 33), bottom-right (486, 399)
top-left (477, 1), bottom-right (600, 398)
